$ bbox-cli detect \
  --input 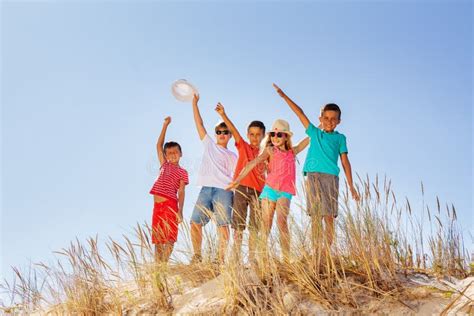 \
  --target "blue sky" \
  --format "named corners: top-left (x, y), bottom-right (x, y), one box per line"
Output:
top-left (1, 1), bottom-right (472, 282)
